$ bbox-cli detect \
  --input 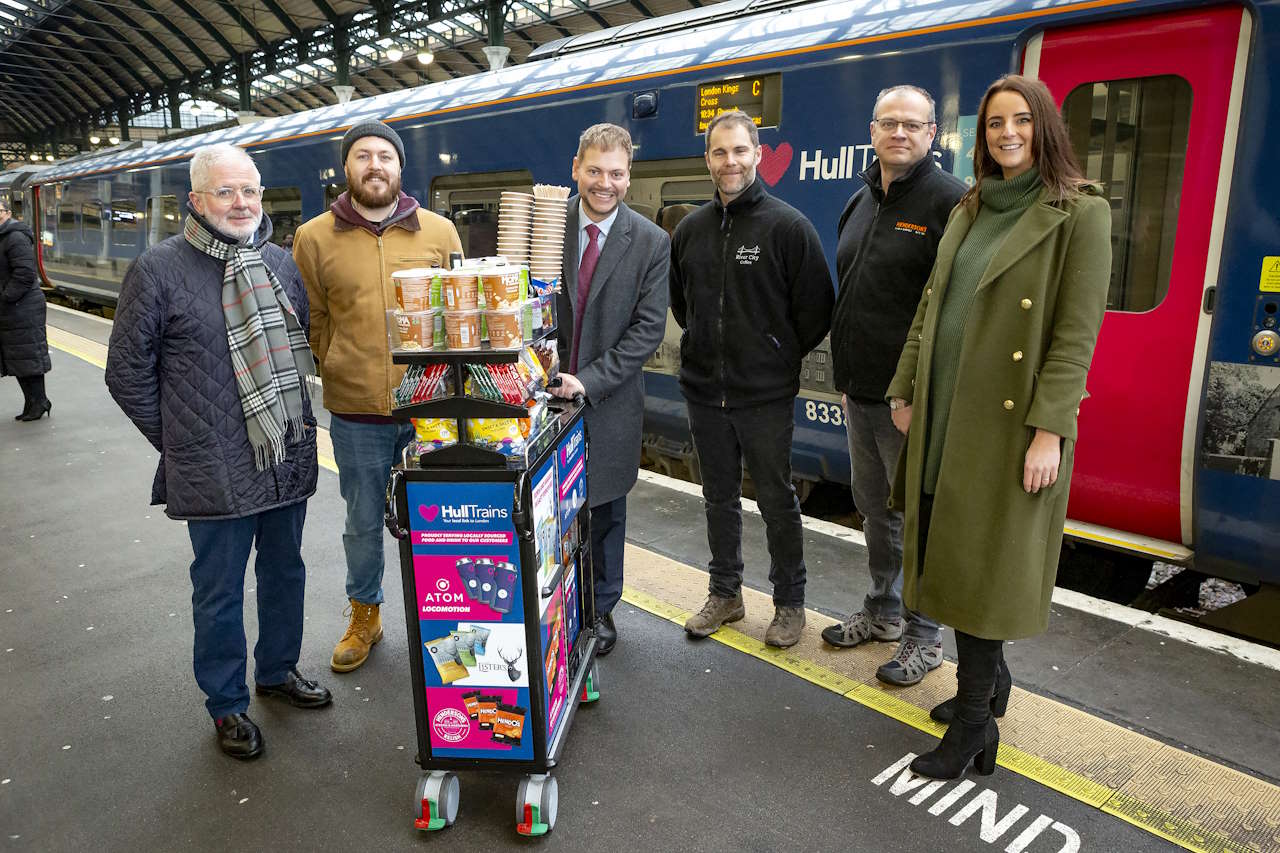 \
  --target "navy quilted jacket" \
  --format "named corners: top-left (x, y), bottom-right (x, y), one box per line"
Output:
top-left (105, 212), bottom-right (318, 520)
